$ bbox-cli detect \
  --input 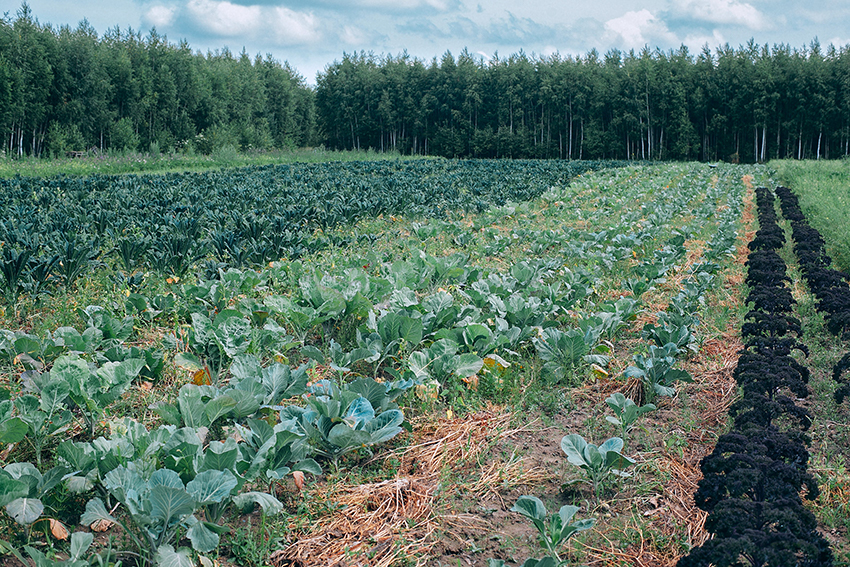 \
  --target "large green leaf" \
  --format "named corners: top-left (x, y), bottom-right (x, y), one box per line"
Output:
top-left (98, 357), bottom-right (145, 391)
top-left (366, 410), bottom-right (404, 445)
top-left (80, 498), bottom-right (117, 527)
top-left (226, 389), bottom-right (260, 419)
top-left (202, 438), bottom-right (239, 472)
top-left (598, 437), bottom-right (624, 454)
top-left (174, 352), bottom-right (203, 372)
top-left (50, 356), bottom-right (92, 396)
top-left (510, 495), bottom-right (546, 533)
top-left (454, 354), bottom-right (483, 378)
top-left (6, 497), bottom-right (43, 524)
top-left (343, 397), bottom-right (375, 429)
top-left (176, 386), bottom-right (208, 428)
top-left (186, 521), bottom-right (220, 553)
top-left (204, 396), bottom-right (237, 425)
top-left (327, 424), bottom-right (371, 452)
top-left (69, 532), bottom-right (94, 561)
top-left (560, 434), bottom-right (590, 467)
top-left (154, 545), bottom-right (194, 567)
top-left (37, 465), bottom-right (69, 497)
top-left (232, 492), bottom-right (283, 515)
top-left (0, 477), bottom-right (28, 508)
top-left (408, 351), bottom-right (431, 380)
top-left (215, 316), bottom-right (251, 358)
top-left (0, 418), bottom-right (26, 444)
top-left (149, 486), bottom-right (195, 529)
top-left (150, 469), bottom-right (185, 490)
top-left (39, 380), bottom-right (69, 415)
top-left (186, 470), bottom-right (238, 505)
